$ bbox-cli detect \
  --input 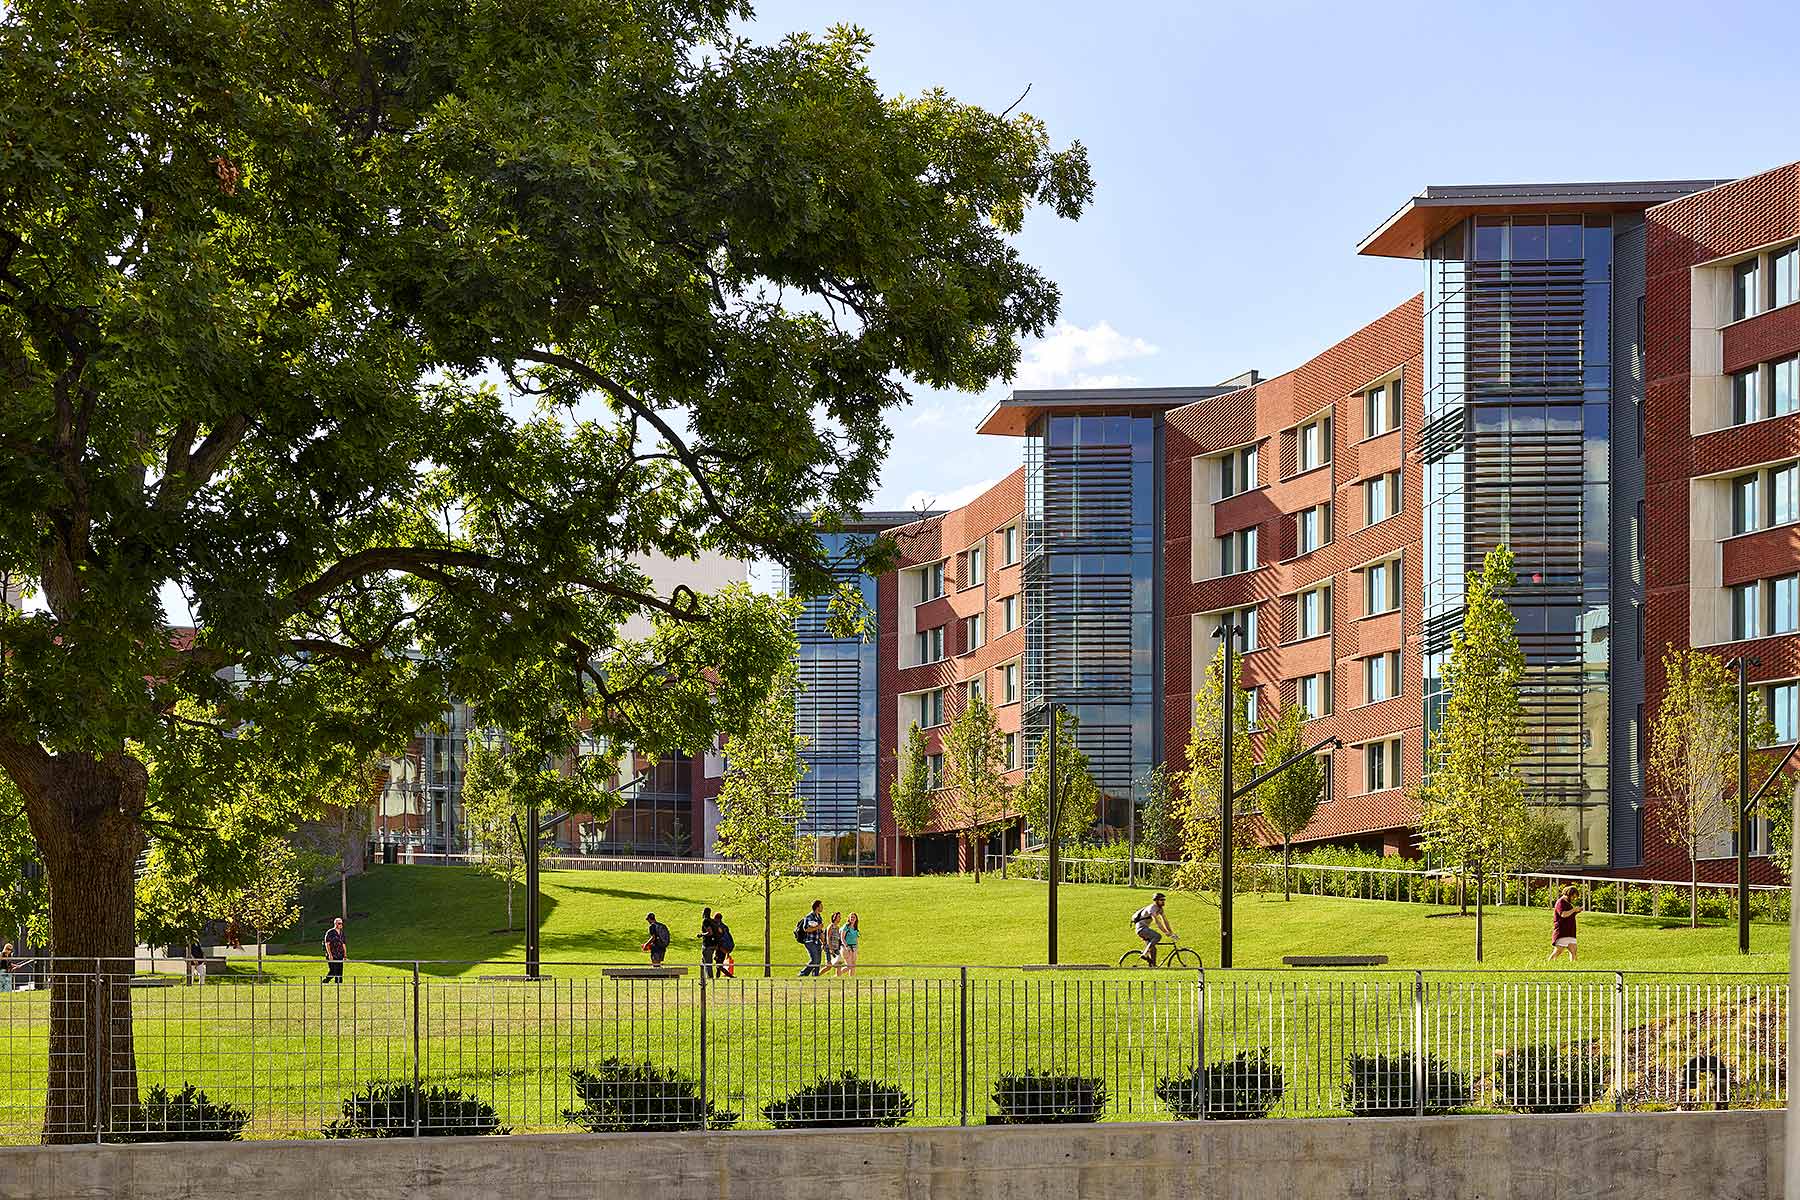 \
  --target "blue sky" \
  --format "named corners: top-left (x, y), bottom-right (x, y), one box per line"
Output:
top-left (746, 0), bottom-right (1800, 512)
